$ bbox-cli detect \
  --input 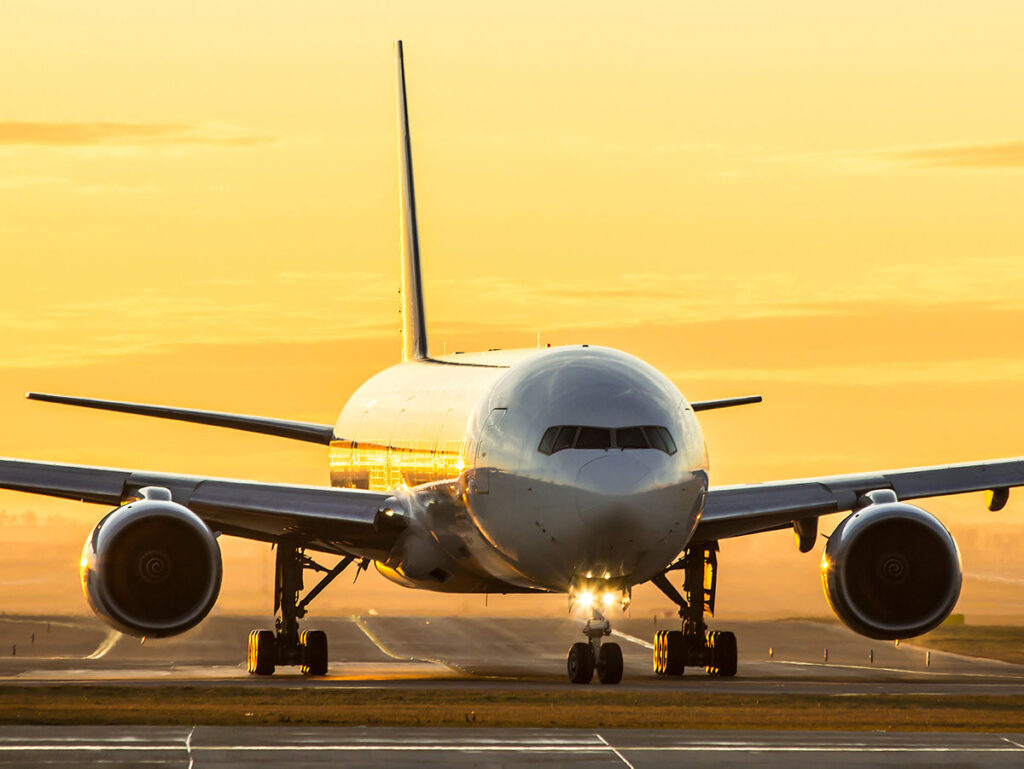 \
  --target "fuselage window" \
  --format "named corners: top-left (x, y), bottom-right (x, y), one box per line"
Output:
top-left (576, 427), bottom-right (611, 450)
